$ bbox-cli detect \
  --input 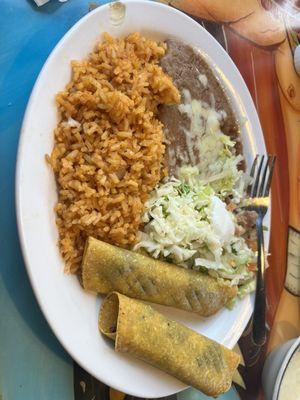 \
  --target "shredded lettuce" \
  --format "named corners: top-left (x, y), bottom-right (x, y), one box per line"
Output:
top-left (179, 148), bottom-right (247, 204)
top-left (134, 178), bottom-right (256, 294)
top-left (178, 89), bottom-right (250, 203)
